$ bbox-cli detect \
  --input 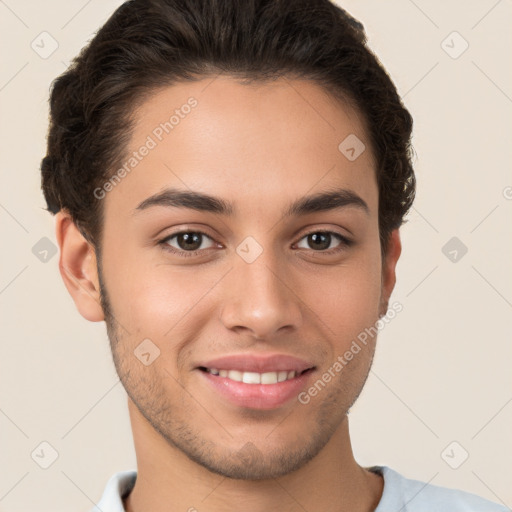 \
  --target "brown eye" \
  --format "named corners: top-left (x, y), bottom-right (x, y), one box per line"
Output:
top-left (160, 231), bottom-right (216, 256)
top-left (296, 231), bottom-right (352, 252)
top-left (174, 232), bottom-right (202, 251)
